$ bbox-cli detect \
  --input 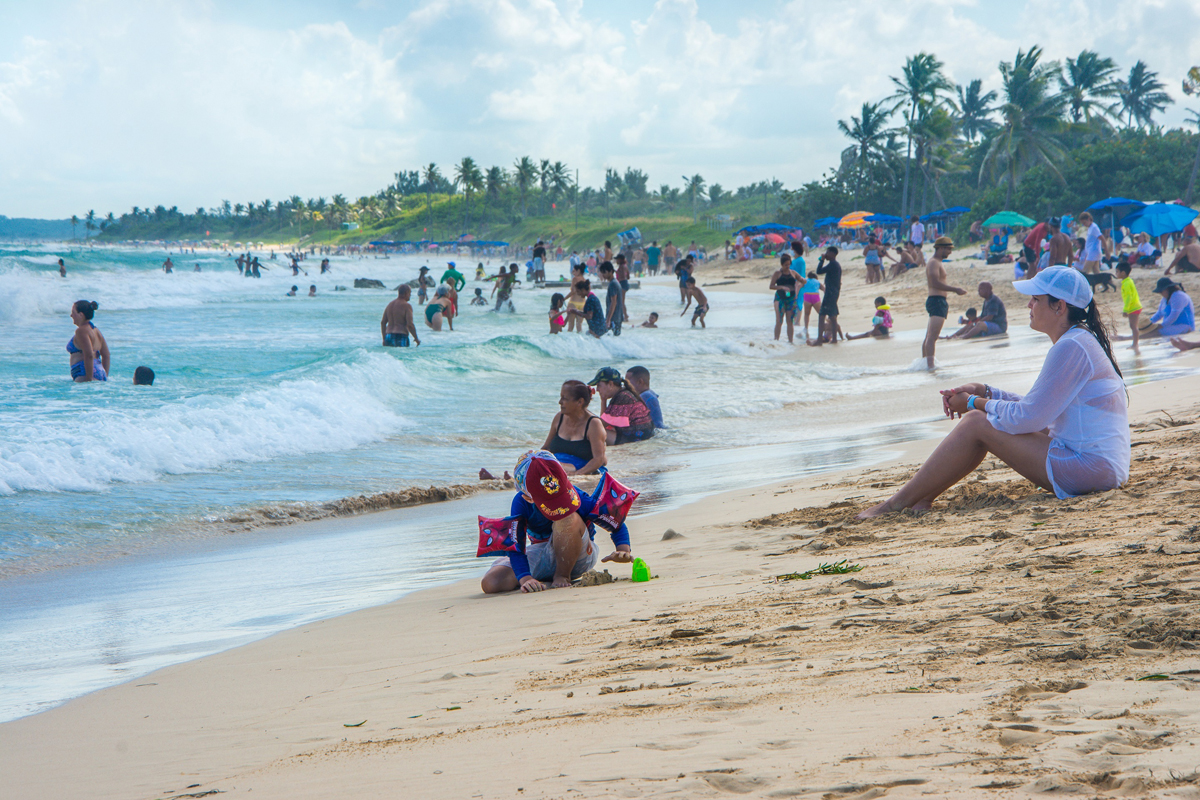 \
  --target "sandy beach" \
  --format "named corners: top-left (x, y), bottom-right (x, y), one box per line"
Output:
top-left (4, 319), bottom-right (1200, 799)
